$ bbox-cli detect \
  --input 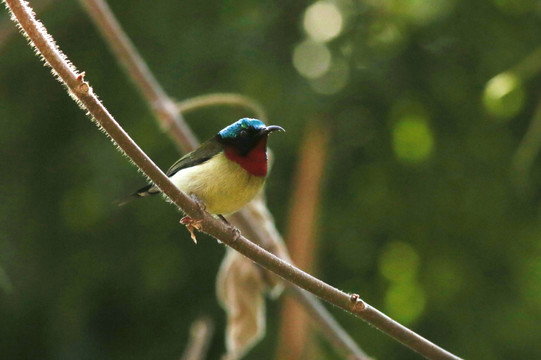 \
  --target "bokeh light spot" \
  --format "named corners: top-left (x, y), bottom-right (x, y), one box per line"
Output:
top-left (303, 1), bottom-right (344, 42)
top-left (293, 40), bottom-right (332, 78)
top-left (483, 72), bottom-right (525, 120)
top-left (379, 241), bottom-right (420, 283)
top-left (392, 115), bottom-right (434, 164)
top-left (385, 282), bottom-right (426, 325)
top-left (309, 56), bottom-right (350, 94)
